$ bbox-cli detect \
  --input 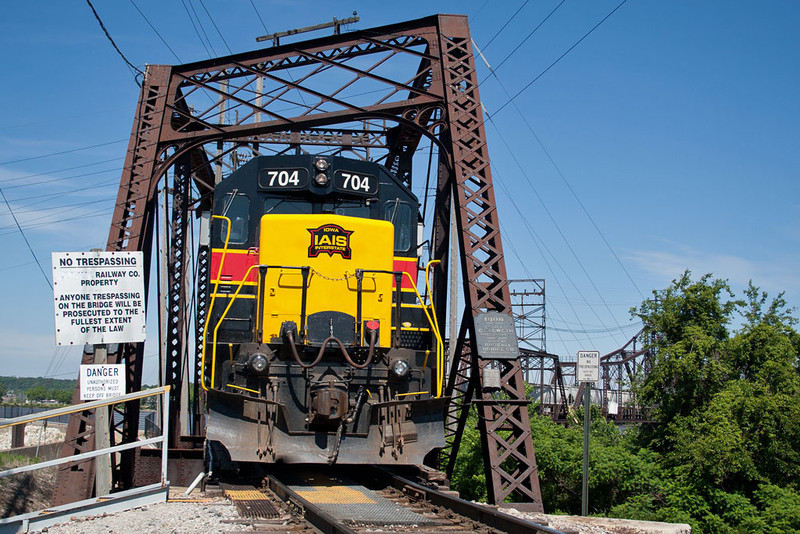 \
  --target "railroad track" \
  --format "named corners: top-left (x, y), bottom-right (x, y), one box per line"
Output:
top-left (216, 466), bottom-right (568, 534)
